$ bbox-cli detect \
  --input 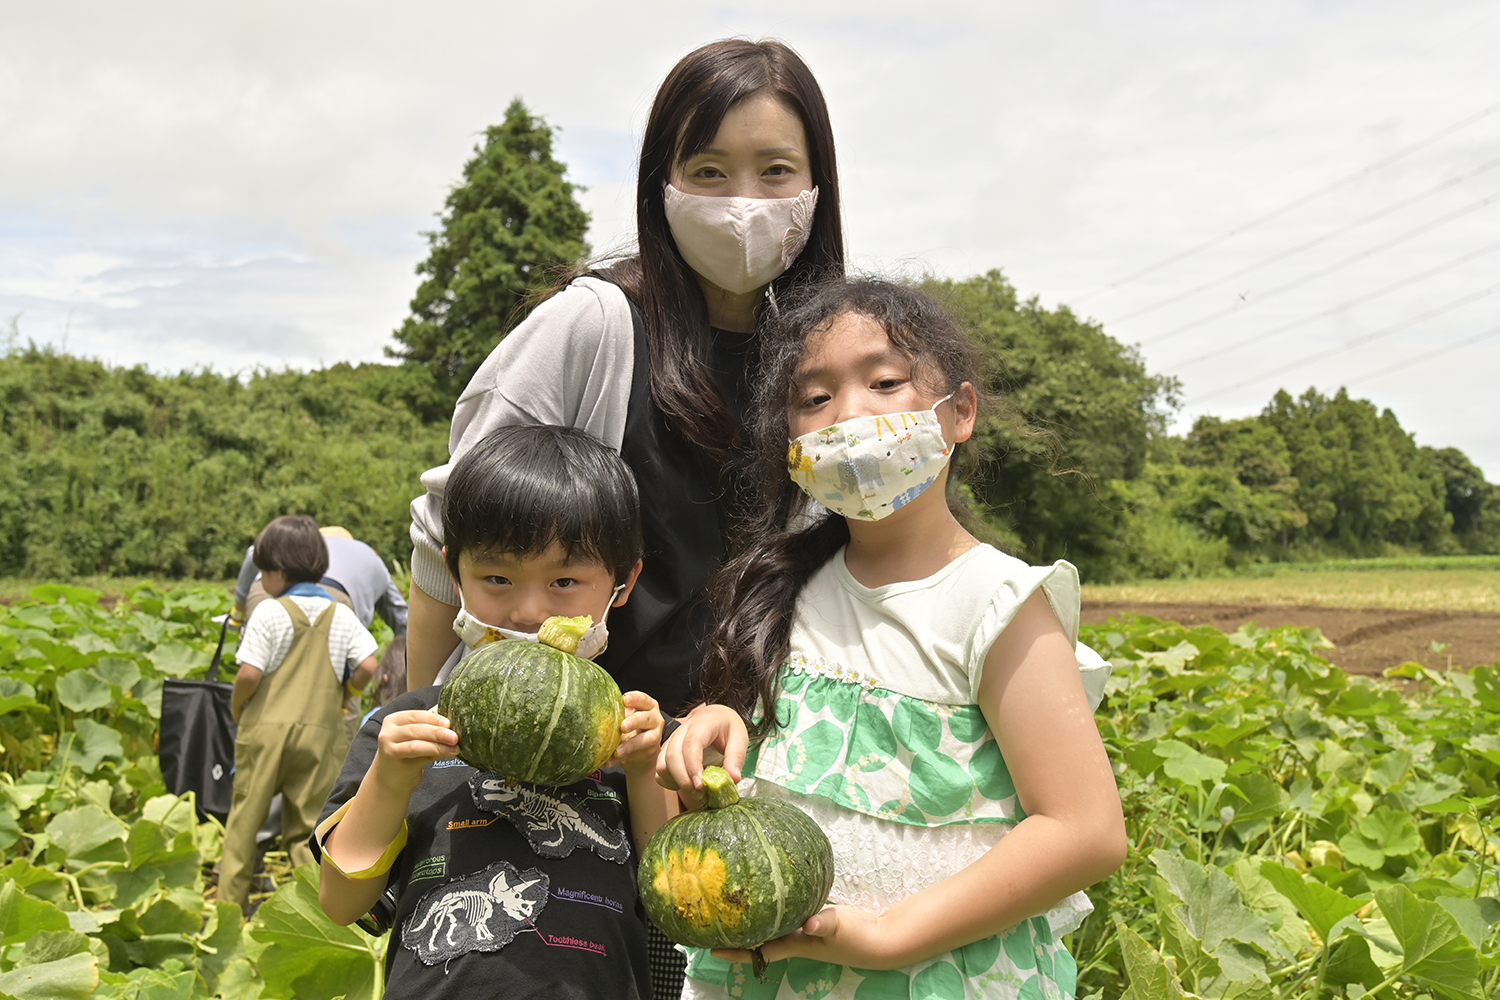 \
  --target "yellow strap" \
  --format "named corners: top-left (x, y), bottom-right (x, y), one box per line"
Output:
top-left (315, 799), bottom-right (408, 880)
